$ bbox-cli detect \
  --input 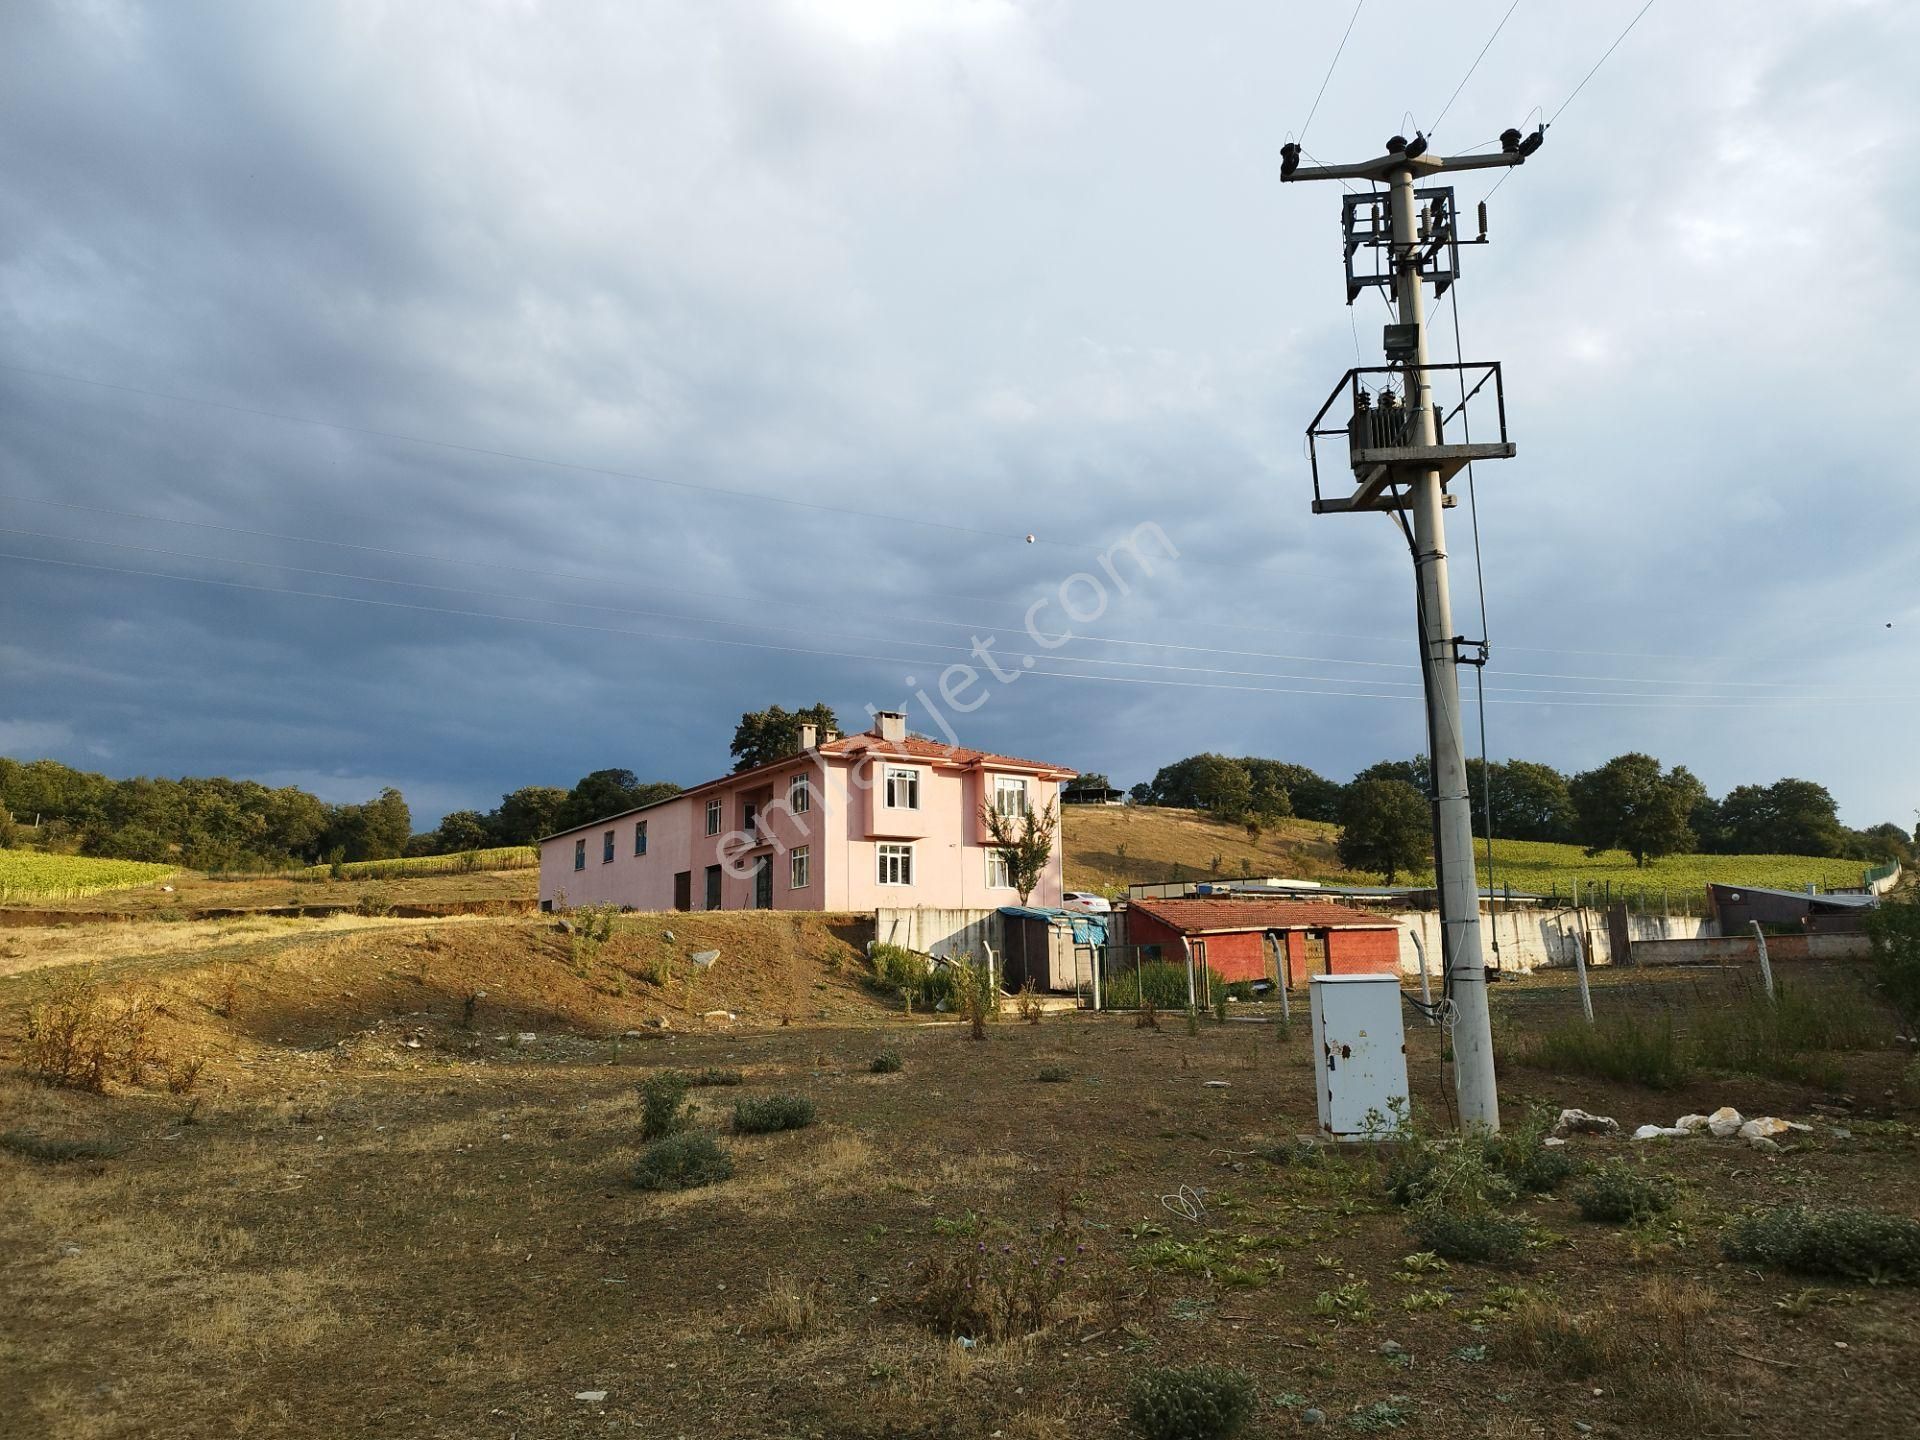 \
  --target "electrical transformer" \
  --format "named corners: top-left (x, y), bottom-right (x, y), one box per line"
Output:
top-left (1310, 974), bottom-right (1409, 1139)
